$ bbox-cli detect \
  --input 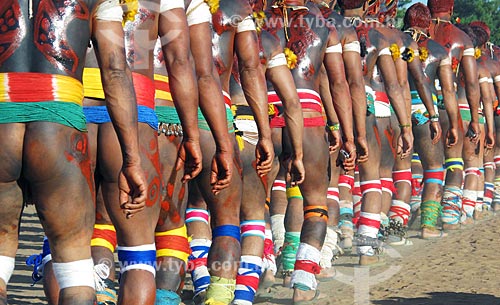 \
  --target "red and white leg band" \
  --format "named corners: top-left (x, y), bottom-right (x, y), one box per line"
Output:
top-left (393, 169), bottom-right (412, 187)
top-left (262, 229), bottom-right (277, 275)
top-left (360, 180), bottom-right (382, 196)
top-left (327, 187), bottom-right (340, 203)
top-left (388, 200), bottom-right (411, 226)
top-left (291, 243), bottom-right (321, 290)
top-left (186, 208), bottom-right (210, 225)
top-left (494, 156), bottom-right (500, 167)
top-left (484, 162), bottom-right (496, 170)
top-left (465, 167), bottom-right (481, 177)
top-left (462, 189), bottom-right (477, 218)
top-left (380, 178), bottom-right (396, 196)
top-left (338, 174), bottom-right (354, 190)
top-left (271, 180), bottom-right (286, 192)
top-left (357, 212), bottom-right (381, 238)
